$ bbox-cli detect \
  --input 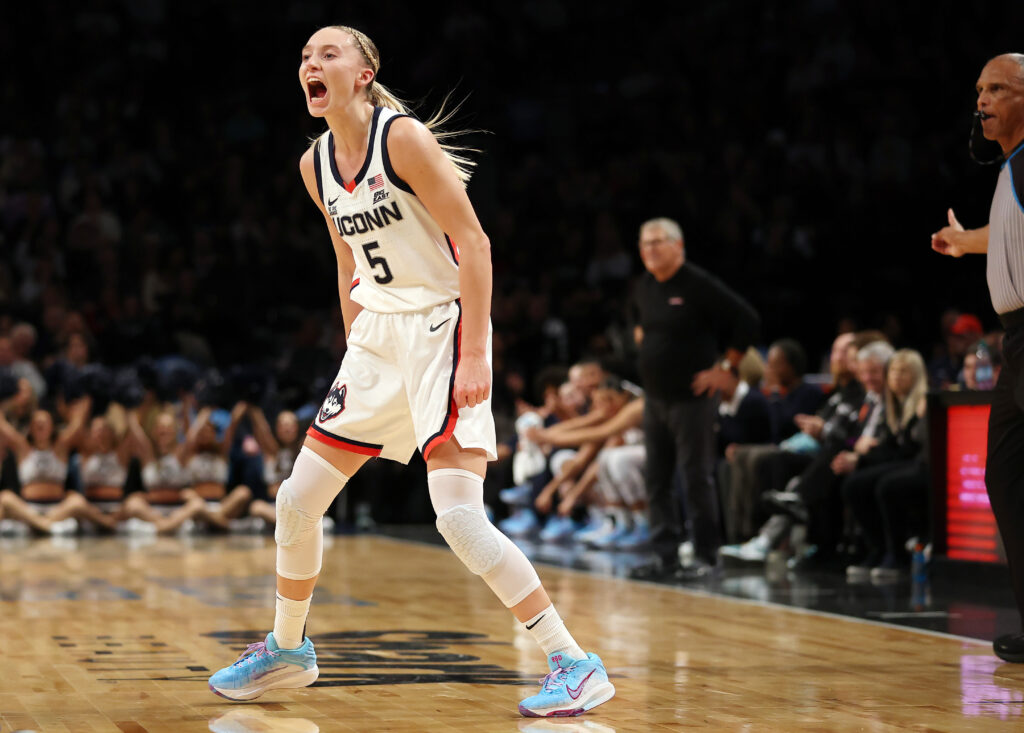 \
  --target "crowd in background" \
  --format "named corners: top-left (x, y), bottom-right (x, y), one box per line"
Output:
top-left (1, 2), bottom-right (1022, 576)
